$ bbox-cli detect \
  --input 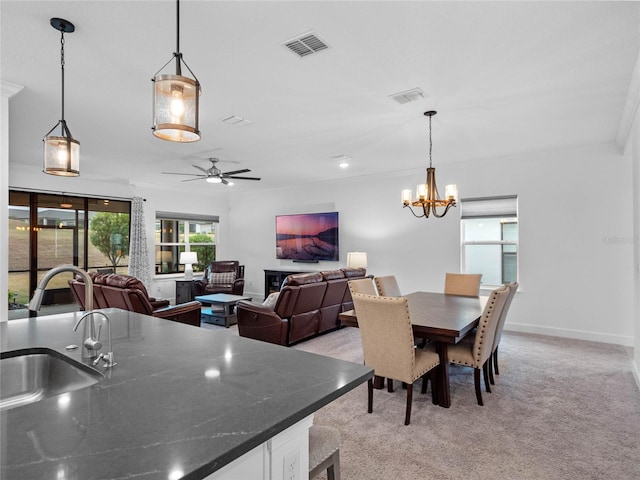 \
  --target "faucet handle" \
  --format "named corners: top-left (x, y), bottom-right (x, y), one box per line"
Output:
top-left (84, 337), bottom-right (102, 352)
